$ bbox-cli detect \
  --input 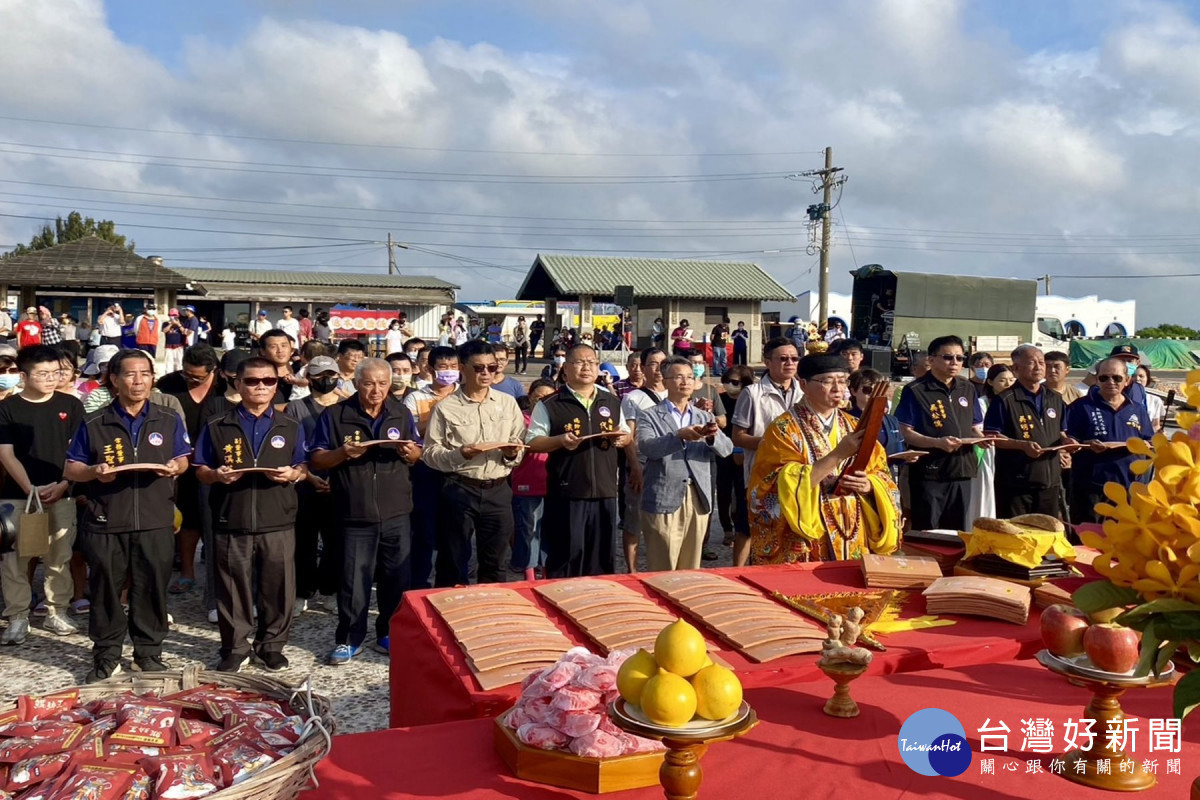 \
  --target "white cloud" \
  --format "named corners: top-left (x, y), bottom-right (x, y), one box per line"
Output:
top-left (2, 0), bottom-right (1200, 323)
